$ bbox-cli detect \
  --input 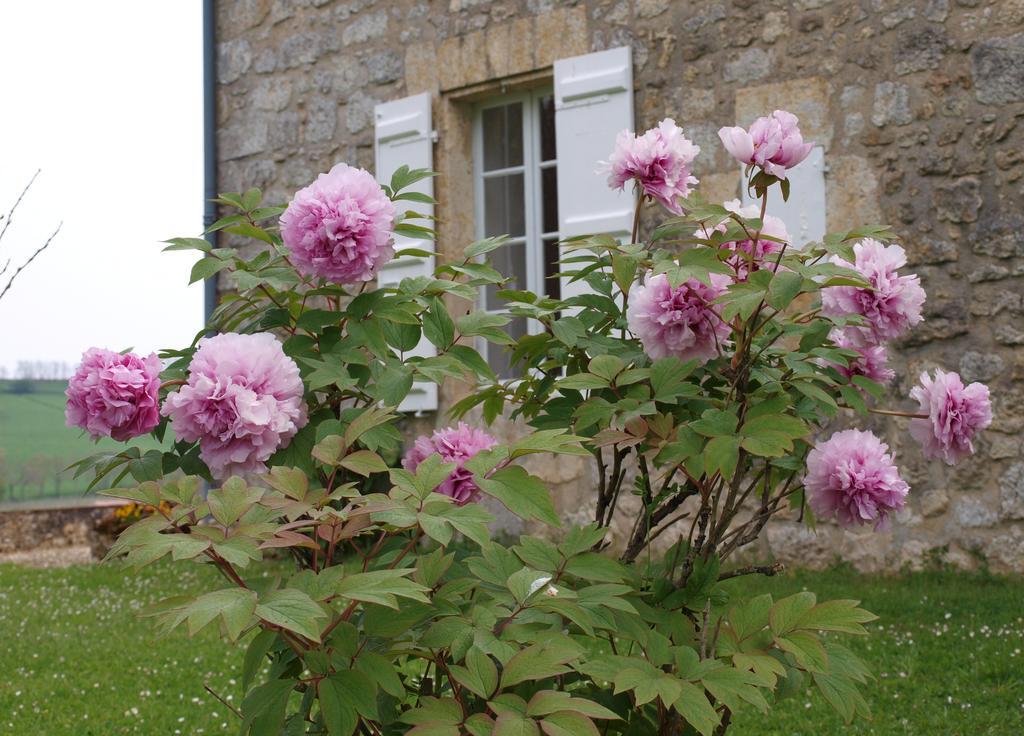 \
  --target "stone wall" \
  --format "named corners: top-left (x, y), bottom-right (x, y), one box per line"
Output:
top-left (216, 0), bottom-right (1024, 571)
